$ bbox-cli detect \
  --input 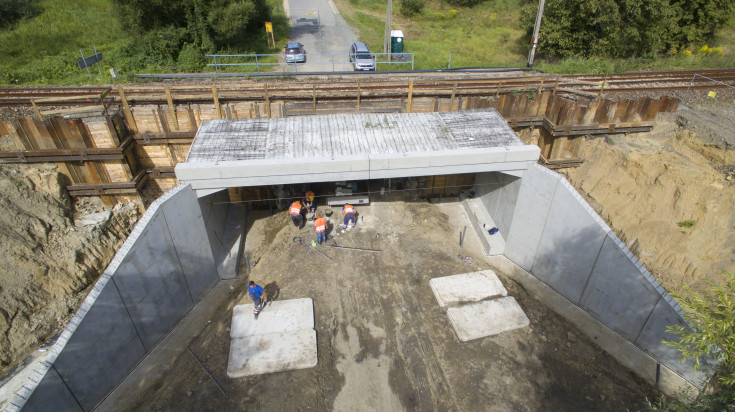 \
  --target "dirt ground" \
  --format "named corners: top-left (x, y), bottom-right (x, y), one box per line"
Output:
top-left (562, 101), bottom-right (735, 293)
top-left (125, 199), bottom-right (657, 411)
top-left (0, 163), bottom-right (141, 376)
